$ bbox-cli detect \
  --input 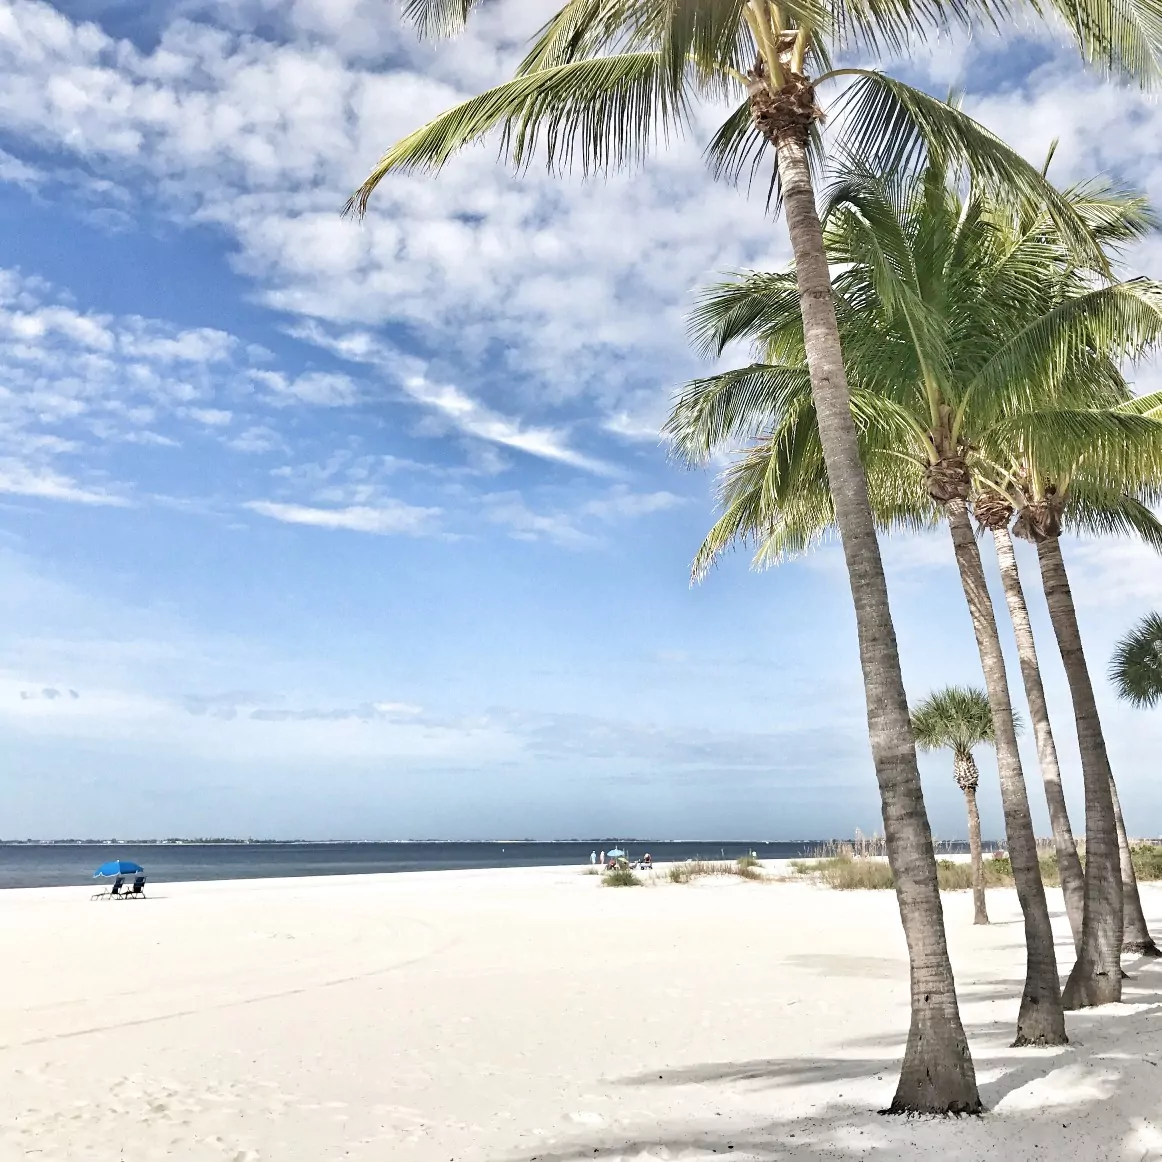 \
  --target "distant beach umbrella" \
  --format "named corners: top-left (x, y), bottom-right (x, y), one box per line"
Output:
top-left (94, 860), bottom-right (144, 878)
top-left (606, 848), bottom-right (626, 859)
